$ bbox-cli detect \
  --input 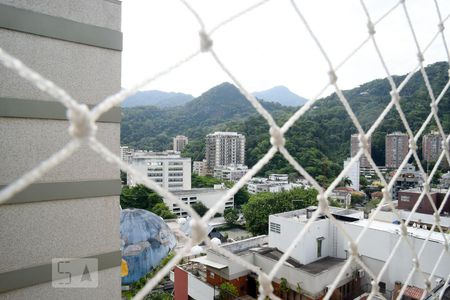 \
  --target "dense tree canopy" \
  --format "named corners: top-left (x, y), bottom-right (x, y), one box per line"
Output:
top-left (242, 188), bottom-right (318, 235)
